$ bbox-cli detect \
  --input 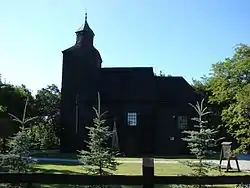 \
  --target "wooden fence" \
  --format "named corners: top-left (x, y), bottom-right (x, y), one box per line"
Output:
top-left (1, 173), bottom-right (250, 187)
top-left (1, 157), bottom-right (250, 187)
